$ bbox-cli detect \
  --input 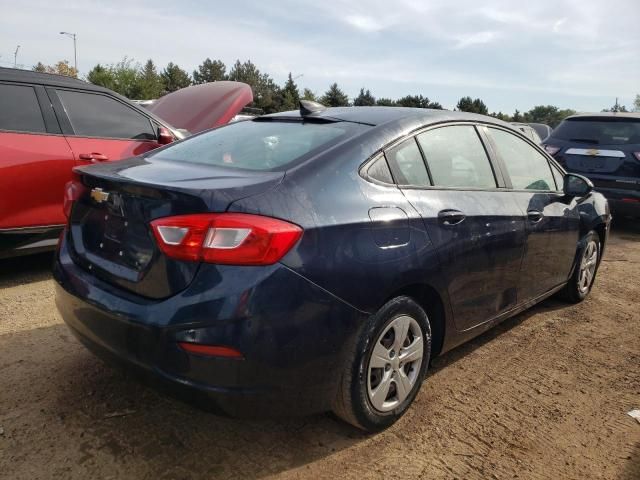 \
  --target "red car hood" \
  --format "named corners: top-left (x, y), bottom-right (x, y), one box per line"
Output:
top-left (147, 81), bottom-right (253, 134)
